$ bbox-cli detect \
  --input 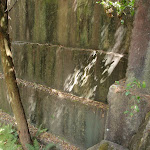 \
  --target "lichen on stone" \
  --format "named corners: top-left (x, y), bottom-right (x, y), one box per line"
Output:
top-left (99, 142), bottom-right (109, 150)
